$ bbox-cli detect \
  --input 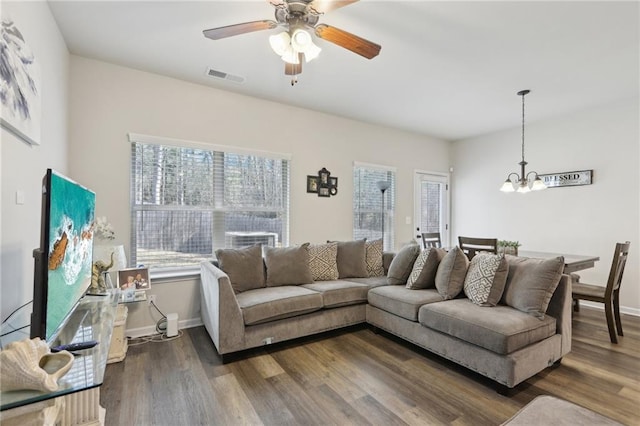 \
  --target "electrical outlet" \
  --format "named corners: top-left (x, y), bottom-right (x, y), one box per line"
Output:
top-left (148, 294), bottom-right (157, 305)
